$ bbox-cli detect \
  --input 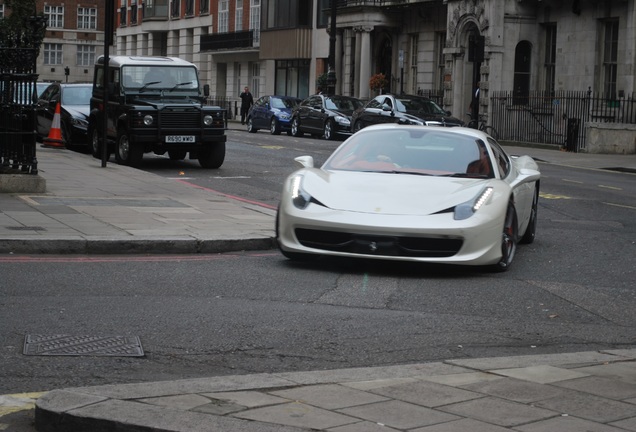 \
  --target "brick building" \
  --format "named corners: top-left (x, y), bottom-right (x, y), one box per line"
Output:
top-left (0, 0), bottom-right (106, 83)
